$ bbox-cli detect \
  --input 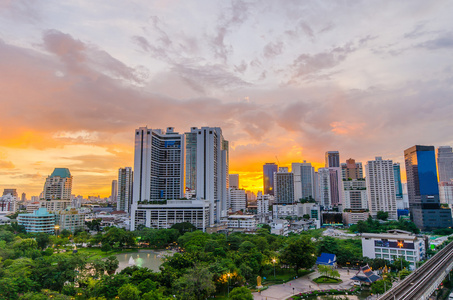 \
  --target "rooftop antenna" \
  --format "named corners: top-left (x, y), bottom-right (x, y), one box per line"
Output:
top-left (275, 156), bottom-right (280, 165)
